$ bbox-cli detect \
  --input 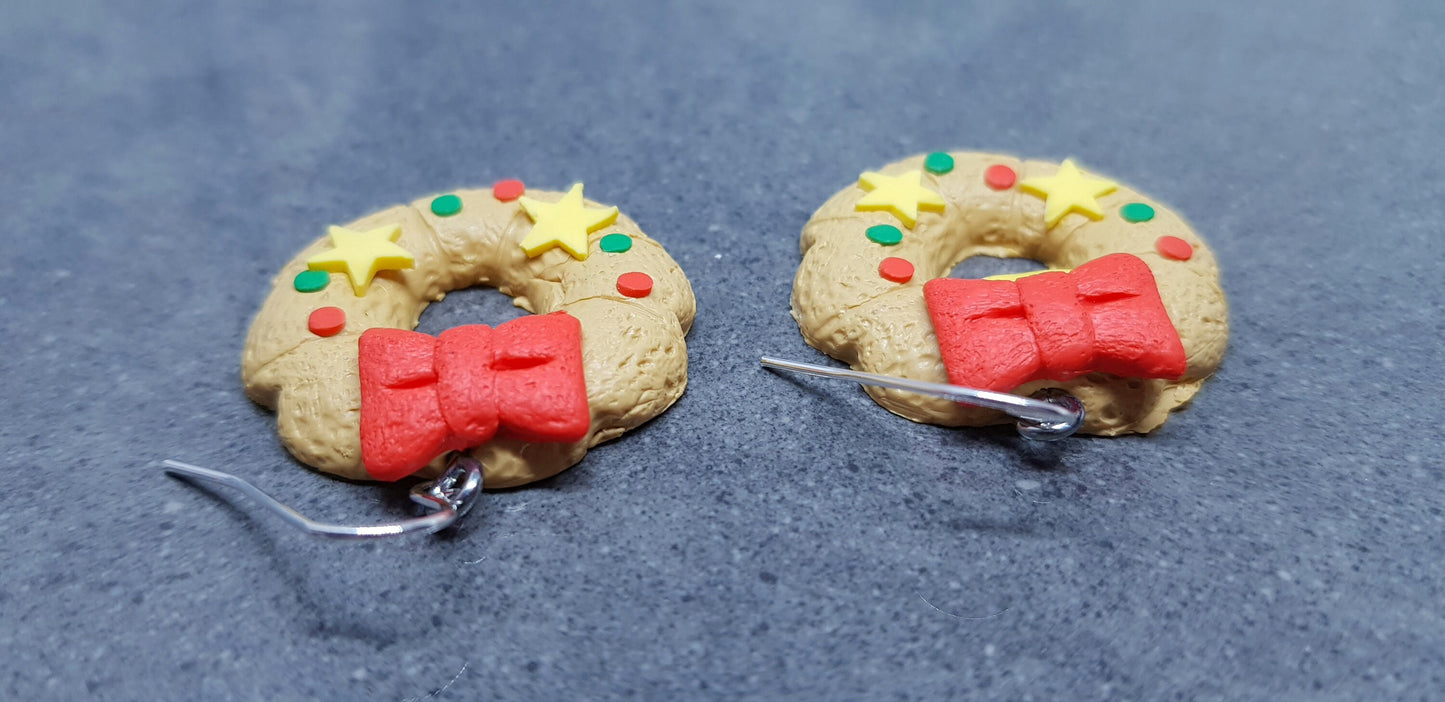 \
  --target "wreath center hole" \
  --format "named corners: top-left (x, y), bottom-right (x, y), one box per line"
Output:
top-left (414, 286), bottom-right (531, 336)
top-left (949, 256), bottom-right (1047, 280)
